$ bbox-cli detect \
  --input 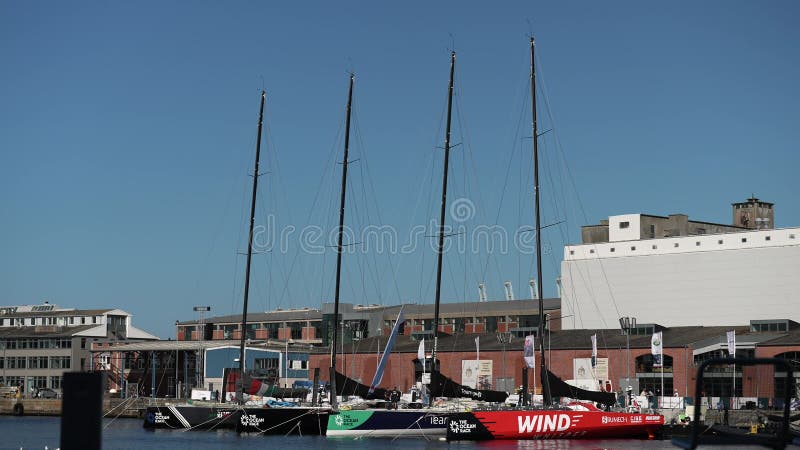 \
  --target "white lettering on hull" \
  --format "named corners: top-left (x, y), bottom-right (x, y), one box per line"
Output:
top-left (517, 414), bottom-right (572, 434)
